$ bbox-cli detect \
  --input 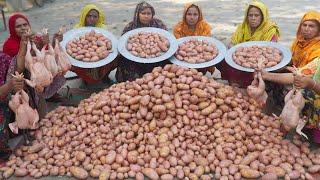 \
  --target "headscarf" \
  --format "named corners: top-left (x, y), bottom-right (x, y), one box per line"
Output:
top-left (292, 11), bottom-right (320, 68)
top-left (173, 3), bottom-right (212, 39)
top-left (3, 13), bottom-right (30, 57)
top-left (122, 1), bottom-right (167, 35)
top-left (231, 1), bottom-right (280, 45)
top-left (74, 4), bottom-right (107, 28)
